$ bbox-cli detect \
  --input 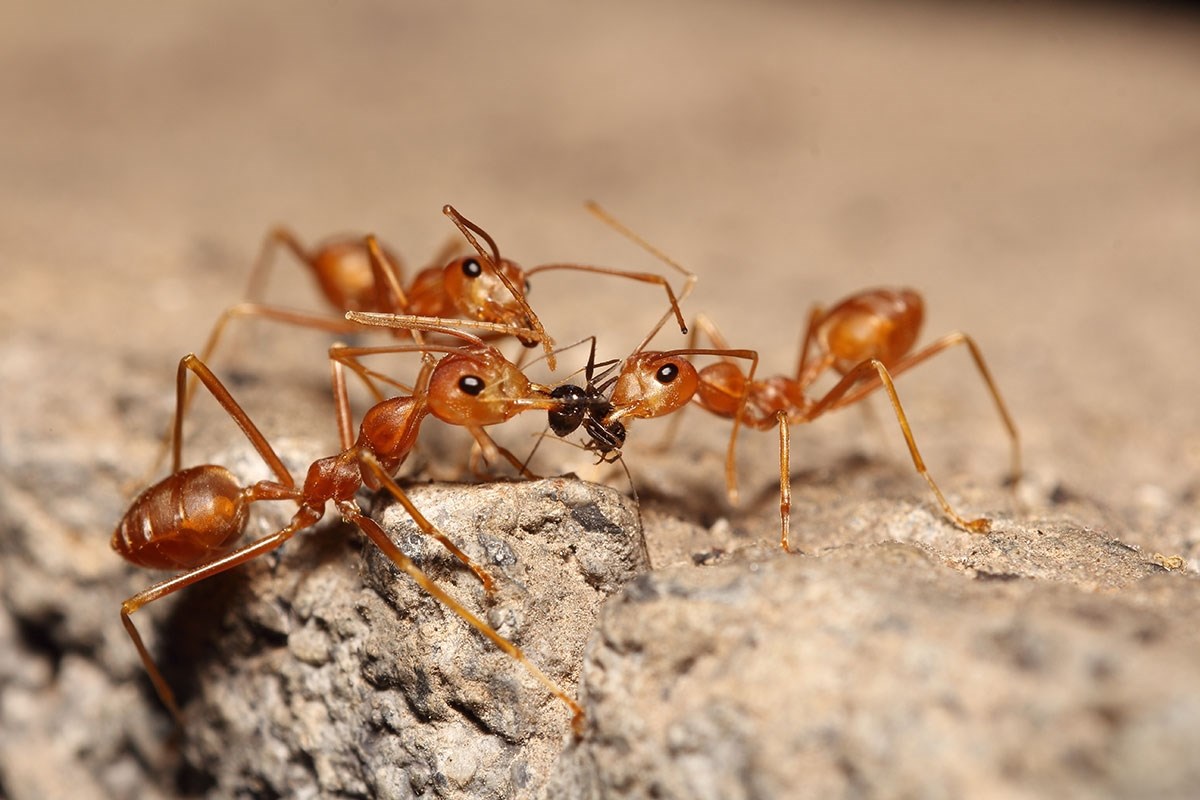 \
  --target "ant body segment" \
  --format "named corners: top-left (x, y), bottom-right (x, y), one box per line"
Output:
top-left (113, 319), bottom-right (590, 733)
